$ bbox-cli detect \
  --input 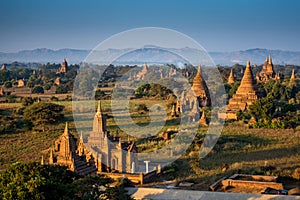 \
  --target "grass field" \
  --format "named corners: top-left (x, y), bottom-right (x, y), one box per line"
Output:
top-left (0, 100), bottom-right (300, 190)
